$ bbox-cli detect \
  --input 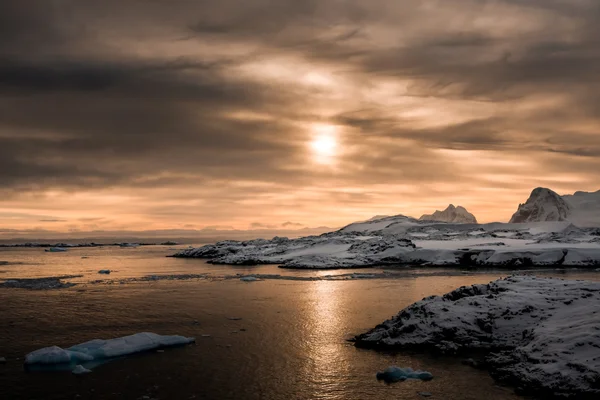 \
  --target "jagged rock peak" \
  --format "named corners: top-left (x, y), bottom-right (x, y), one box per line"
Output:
top-left (509, 187), bottom-right (571, 223)
top-left (419, 204), bottom-right (478, 224)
